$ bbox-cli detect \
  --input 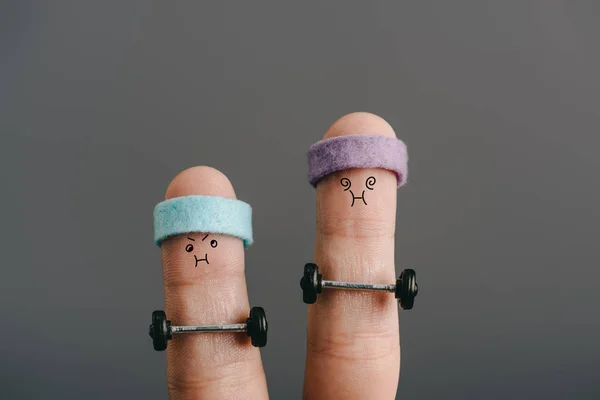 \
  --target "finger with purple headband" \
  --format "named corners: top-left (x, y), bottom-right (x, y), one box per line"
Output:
top-left (149, 167), bottom-right (269, 399)
top-left (302, 112), bottom-right (418, 399)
